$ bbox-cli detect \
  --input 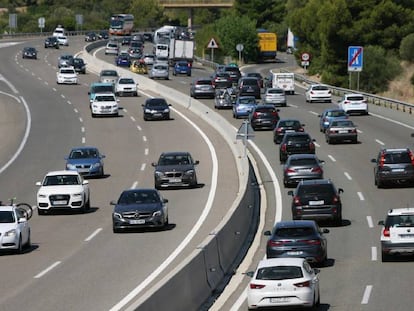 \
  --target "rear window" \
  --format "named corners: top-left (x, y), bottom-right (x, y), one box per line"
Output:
top-left (327, 110), bottom-right (346, 117)
top-left (279, 120), bottom-right (300, 127)
top-left (347, 96), bottom-right (364, 101)
top-left (289, 158), bottom-right (318, 166)
top-left (275, 226), bottom-right (315, 237)
top-left (386, 215), bottom-right (414, 227)
top-left (298, 184), bottom-right (334, 196)
top-left (312, 85), bottom-right (329, 91)
top-left (268, 89), bottom-right (284, 94)
top-left (383, 152), bottom-right (411, 164)
top-left (331, 120), bottom-right (354, 127)
top-left (286, 134), bottom-right (311, 143)
top-left (238, 98), bottom-right (256, 105)
top-left (255, 107), bottom-right (276, 113)
top-left (101, 70), bottom-right (117, 77)
top-left (256, 266), bottom-right (303, 280)
top-left (196, 80), bottom-right (212, 85)
top-left (241, 78), bottom-right (258, 86)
